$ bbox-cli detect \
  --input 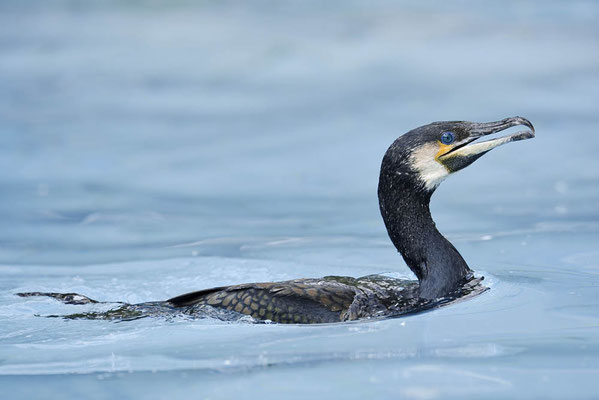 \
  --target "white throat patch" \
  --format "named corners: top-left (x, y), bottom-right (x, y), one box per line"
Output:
top-left (408, 143), bottom-right (449, 190)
